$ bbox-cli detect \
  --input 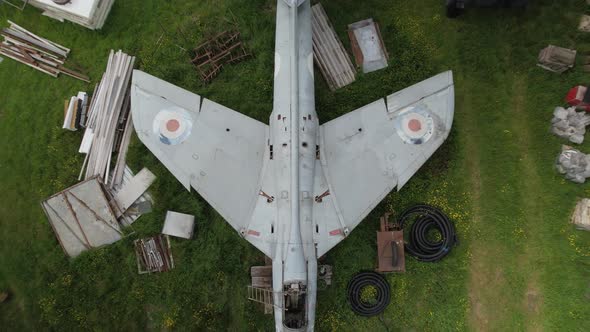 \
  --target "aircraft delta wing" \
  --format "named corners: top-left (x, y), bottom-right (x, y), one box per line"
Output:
top-left (313, 71), bottom-right (454, 256)
top-left (130, 70), bottom-right (454, 259)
